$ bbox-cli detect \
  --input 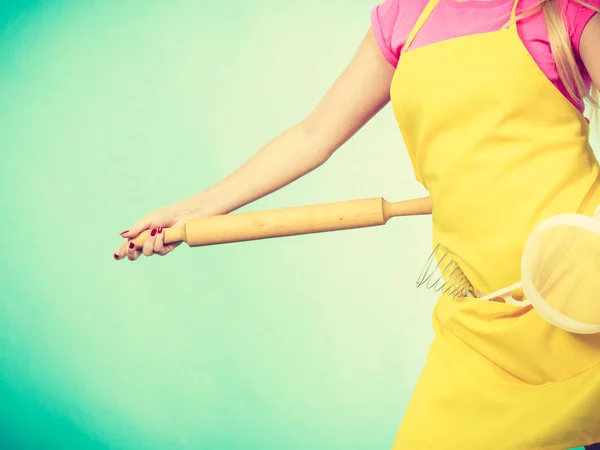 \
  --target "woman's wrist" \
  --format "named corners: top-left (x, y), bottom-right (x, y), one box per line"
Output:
top-left (173, 190), bottom-right (229, 220)
top-left (173, 195), bottom-right (209, 220)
